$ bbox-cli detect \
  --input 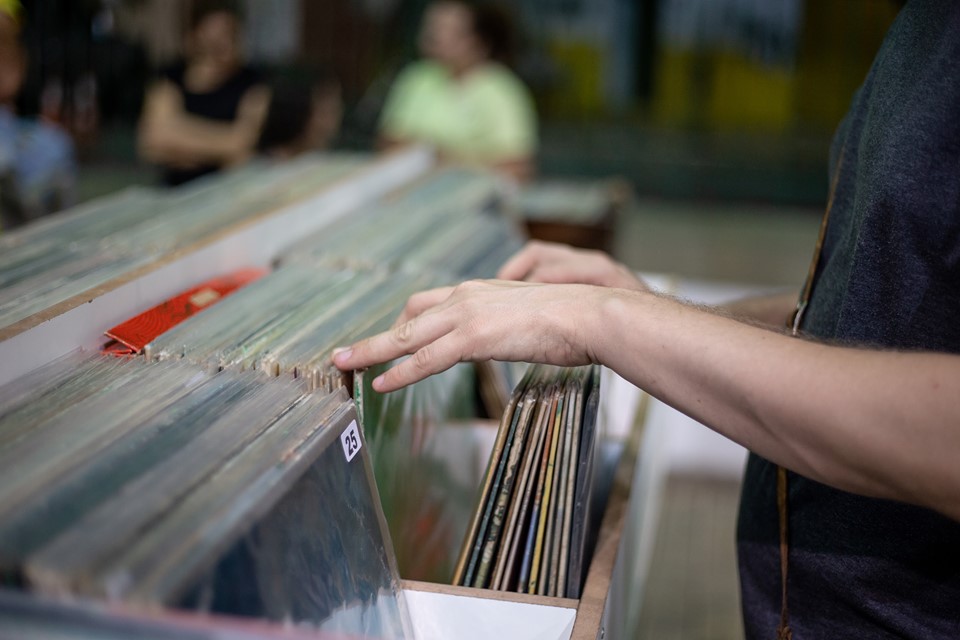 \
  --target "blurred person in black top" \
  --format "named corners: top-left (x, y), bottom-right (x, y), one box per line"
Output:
top-left (138, 0), bottom-right (267, 187)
